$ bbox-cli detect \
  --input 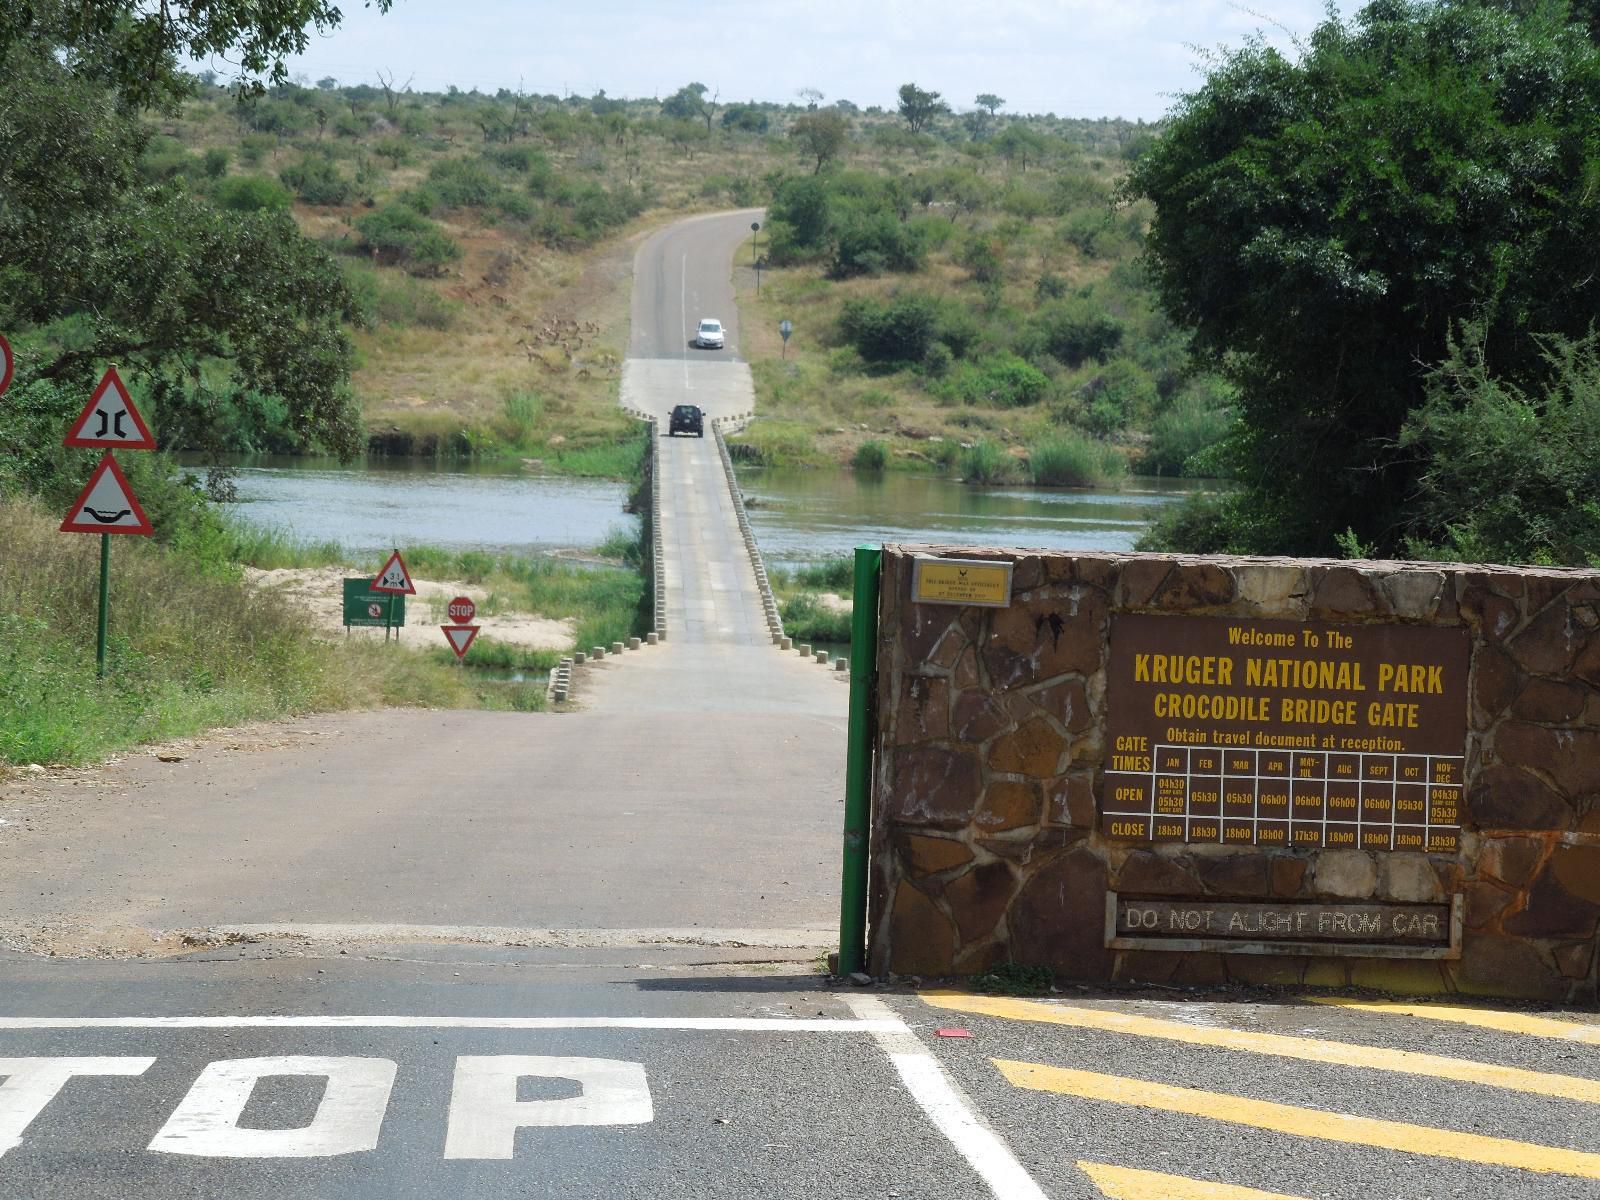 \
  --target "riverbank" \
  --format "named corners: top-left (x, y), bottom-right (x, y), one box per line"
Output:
top-left (0, 436), bottom-right (652, 768)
